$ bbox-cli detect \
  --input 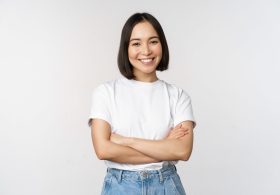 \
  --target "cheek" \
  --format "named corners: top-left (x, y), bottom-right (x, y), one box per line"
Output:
top-left (154, 45), bottom-right (162, 55)
top-left (128, 48), bottom-right (137, 59)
